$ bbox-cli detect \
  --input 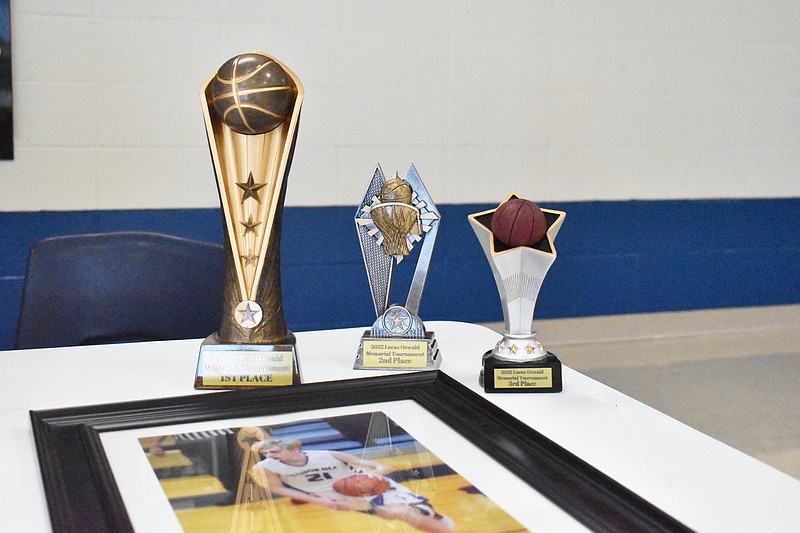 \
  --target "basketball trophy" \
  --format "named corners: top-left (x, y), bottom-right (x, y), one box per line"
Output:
top-left (353, 164), bottom-right (441, 370)
top-left (194, 51), bottom-right (303, 389)
top-left (468, 194), bottom-right (566, 393)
